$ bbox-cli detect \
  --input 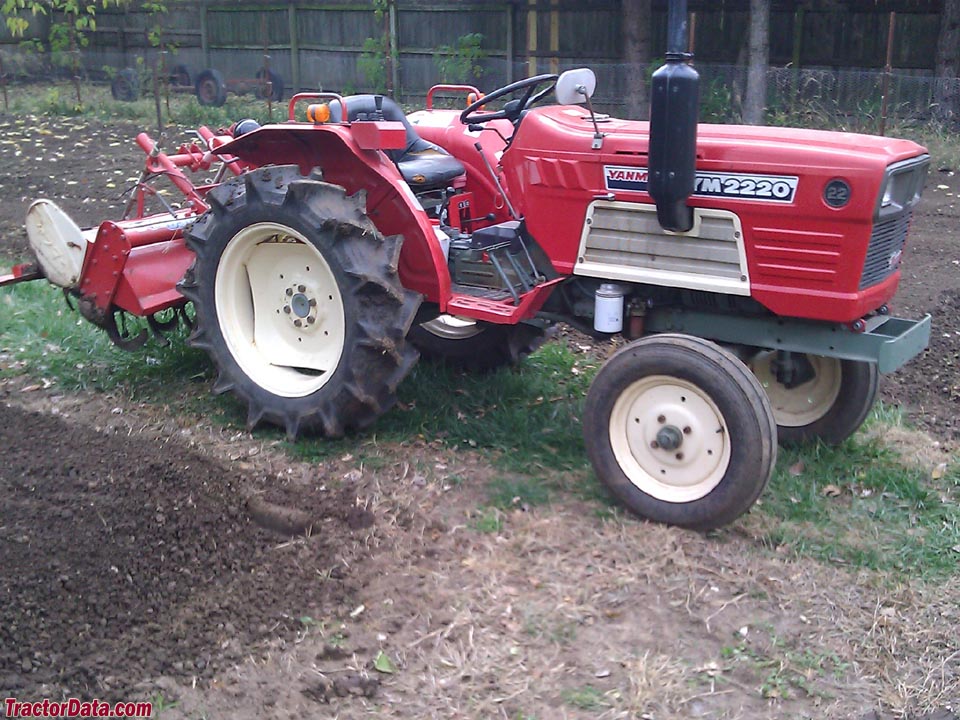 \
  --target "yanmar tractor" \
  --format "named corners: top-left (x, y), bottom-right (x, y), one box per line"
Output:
top-left (1, 8), bottom-right (931, 530)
